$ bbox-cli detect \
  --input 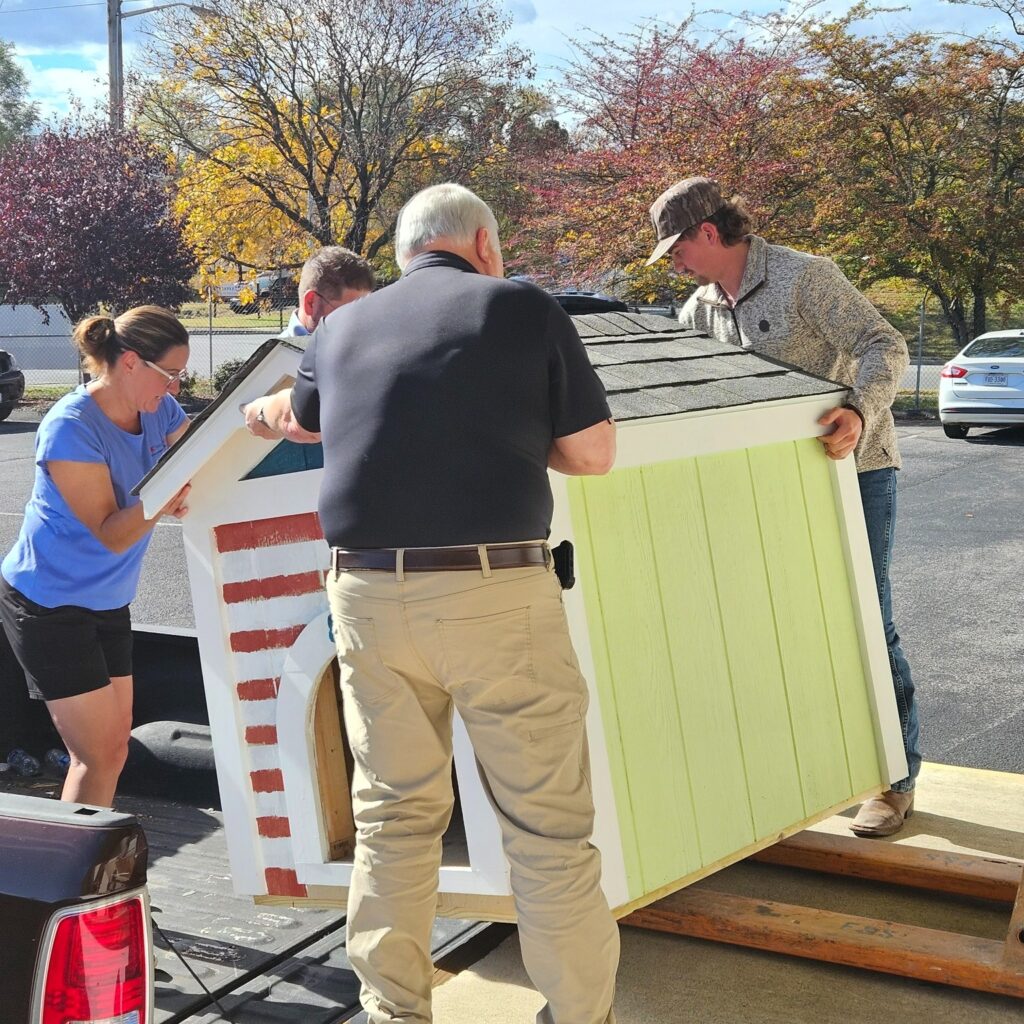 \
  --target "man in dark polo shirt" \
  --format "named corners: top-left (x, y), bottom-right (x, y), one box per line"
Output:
top-left (245, 183), bottom-right (619, 1024)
